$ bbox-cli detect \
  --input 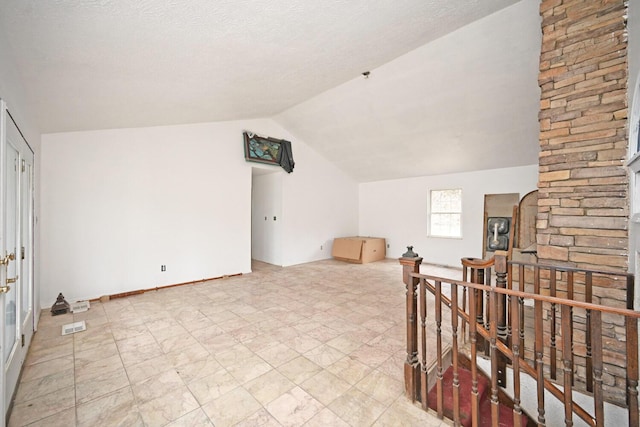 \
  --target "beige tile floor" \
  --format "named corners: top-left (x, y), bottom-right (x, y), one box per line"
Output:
top-left (9, 258), bottom-right (461, 427)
